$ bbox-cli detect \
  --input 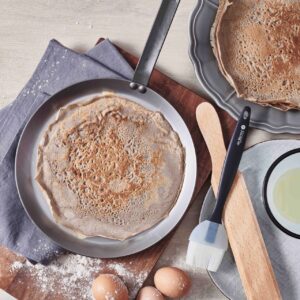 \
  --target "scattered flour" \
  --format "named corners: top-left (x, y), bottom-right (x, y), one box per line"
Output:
top-left (10, 254), bottom-right (149, 300)
top-left (10, 254), bottom-right (99, 299)
top-left (11, 261), bottom-right (23, 271)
